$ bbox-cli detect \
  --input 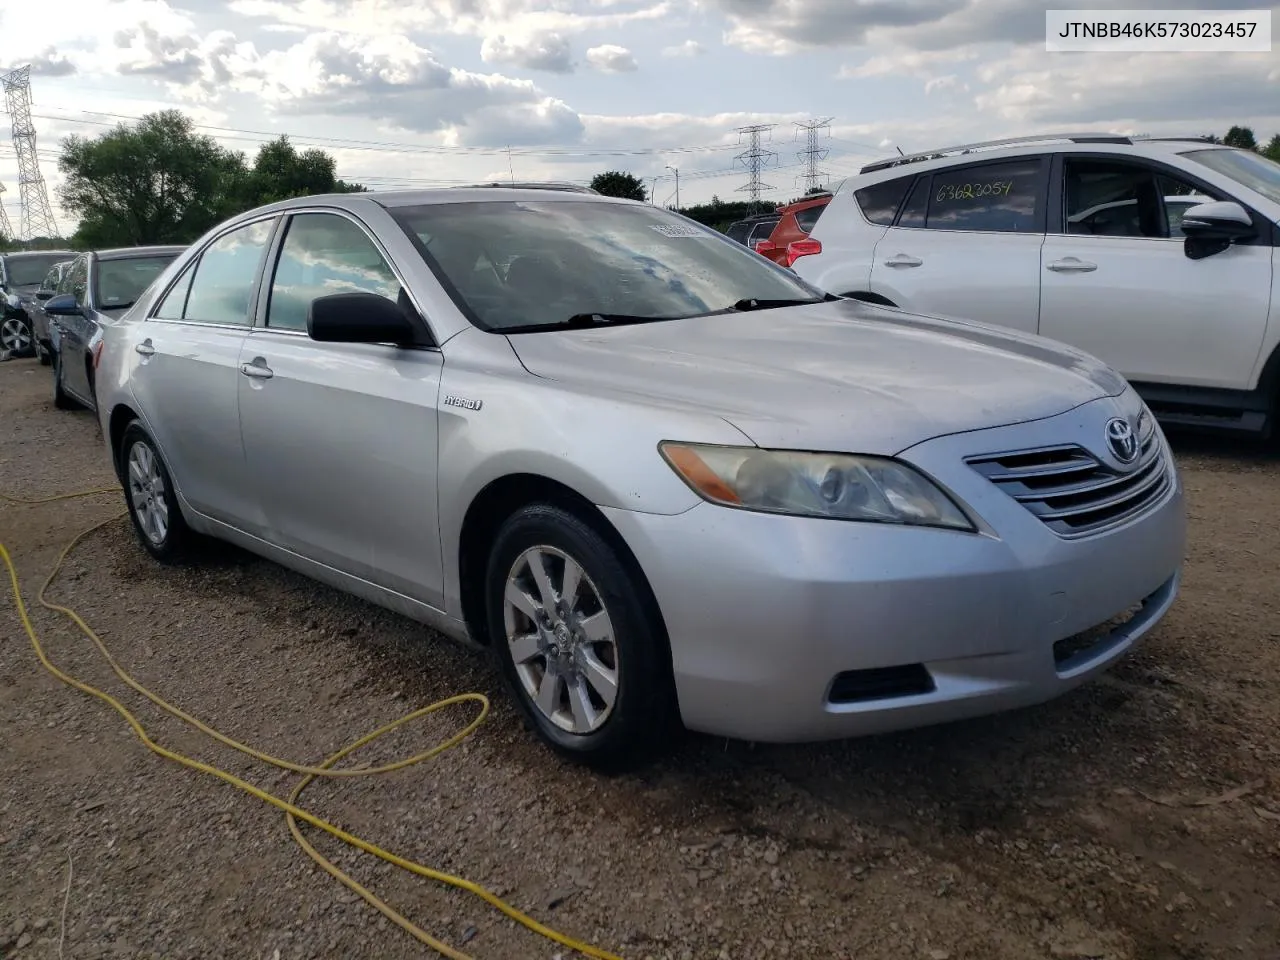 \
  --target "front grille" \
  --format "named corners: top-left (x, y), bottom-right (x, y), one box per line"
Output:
top-left (965, 415), bottom-right (1170, 538)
